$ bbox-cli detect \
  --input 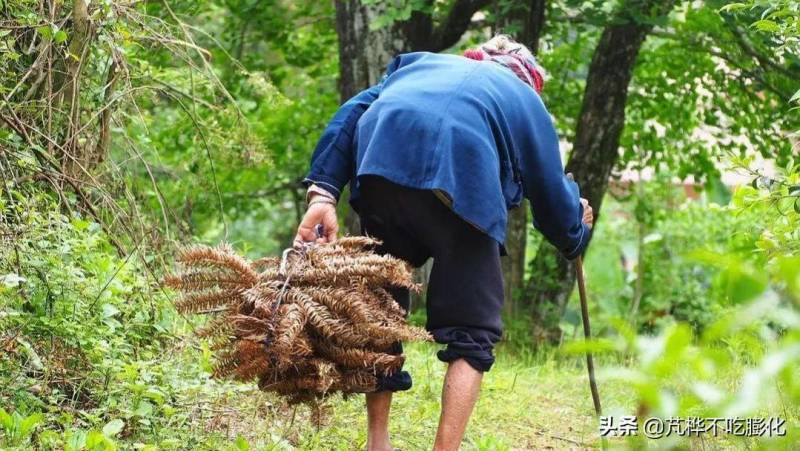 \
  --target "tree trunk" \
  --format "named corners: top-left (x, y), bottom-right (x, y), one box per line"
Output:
top-left (335, 0), bottom-right (492, 101)
top-left (498, 0), bottom-right (545, 315)
top-left (518, 0), bottom-right (547, 52)
top-left (502, 203), bottom-right (528, 315)
top-left (524, 0), bottom-right (676, 340)
top-left (334, 1), bottom-right (412, 102)
top-left (61, 0), bottom-right (92, 178)
top-left (333, 0), bottom-right (490, 309)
